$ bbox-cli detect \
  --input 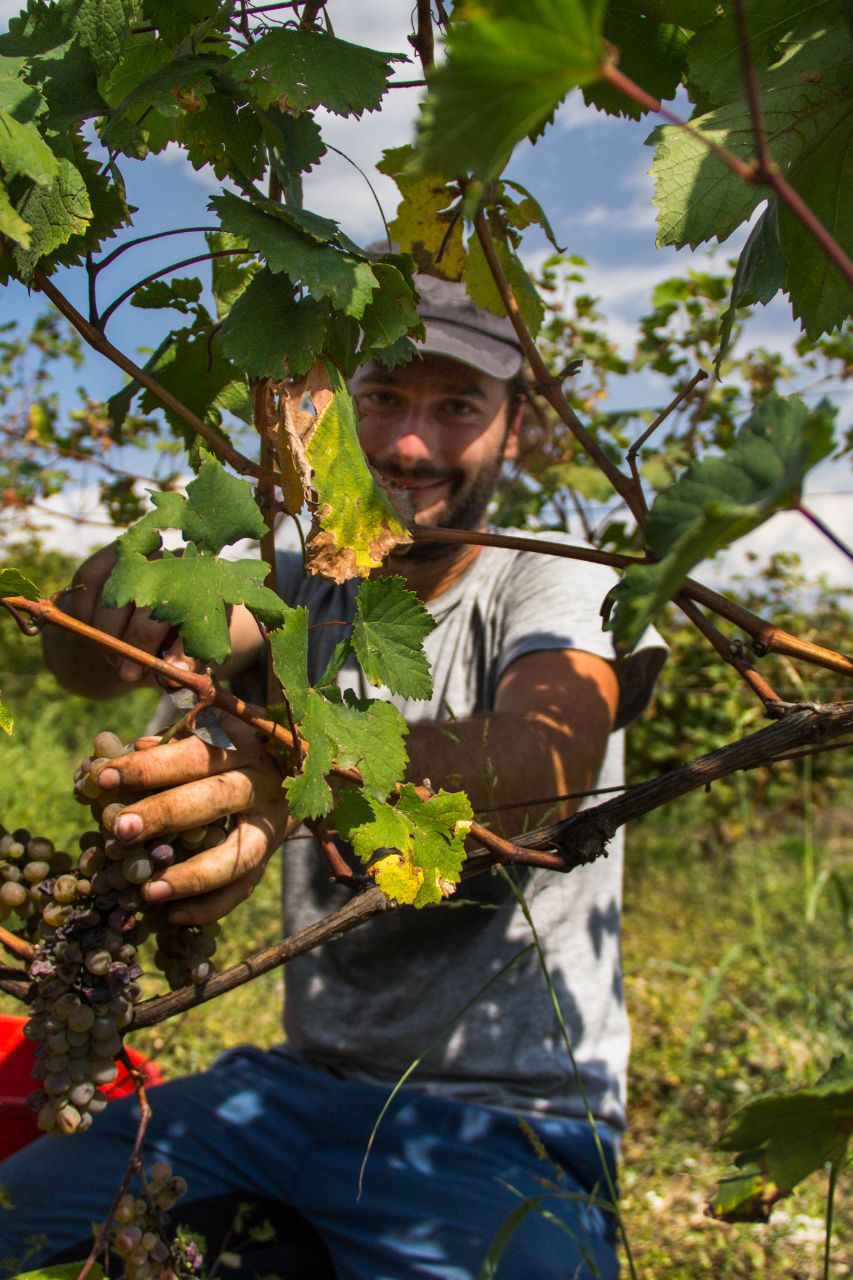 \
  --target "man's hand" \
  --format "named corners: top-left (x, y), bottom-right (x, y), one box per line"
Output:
top-left (43, 545), bottom-right (185, 698)
top-left (98, 716), bottom-right (291, 924)
top-left (43, 544), bottom-right (264, 699)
